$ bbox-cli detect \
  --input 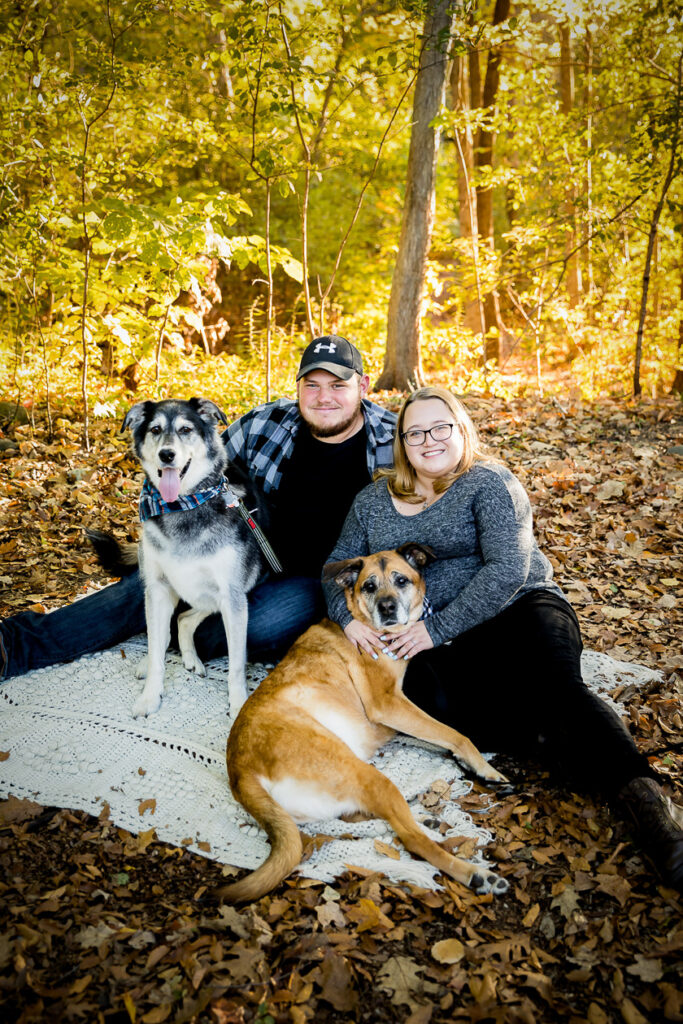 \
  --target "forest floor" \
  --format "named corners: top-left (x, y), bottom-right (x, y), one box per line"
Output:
top-left (0, 388), bottom-right (681, 1024)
